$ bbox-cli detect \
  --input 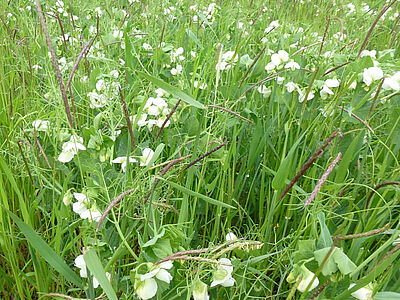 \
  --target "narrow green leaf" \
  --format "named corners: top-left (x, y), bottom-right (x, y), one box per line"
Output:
top-left (185, 29), bottom-right (203, 48)
top-left (5, 209), bottom-right (83, 288)
top-left (375, 292), bottom-right (400, 300)
top-left (157, 177), bottom-right (236, 209)
top-left (137, 71), bottom-right (204, 109)
top-left (317, 212), bottom-right (333, 248)
top-left (272, 131), bottom-right (306, 191)
top-left (83, 250), bottom-right (118, 300)
top-left (145, 143), bottom-right (165, 171)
